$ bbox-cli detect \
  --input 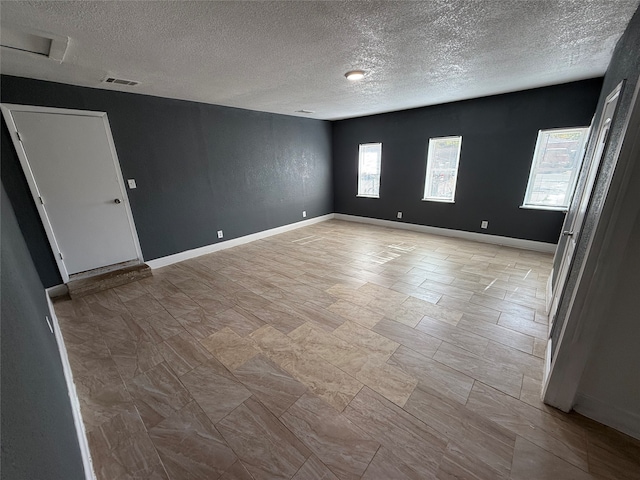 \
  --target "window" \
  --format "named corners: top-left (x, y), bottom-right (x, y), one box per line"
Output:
top-left (522, 127), bottom-right (590, 210)
top-left (357, 143), bottom-right (382, 197)
top-left (423, 136), bottom-right (462, 202)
